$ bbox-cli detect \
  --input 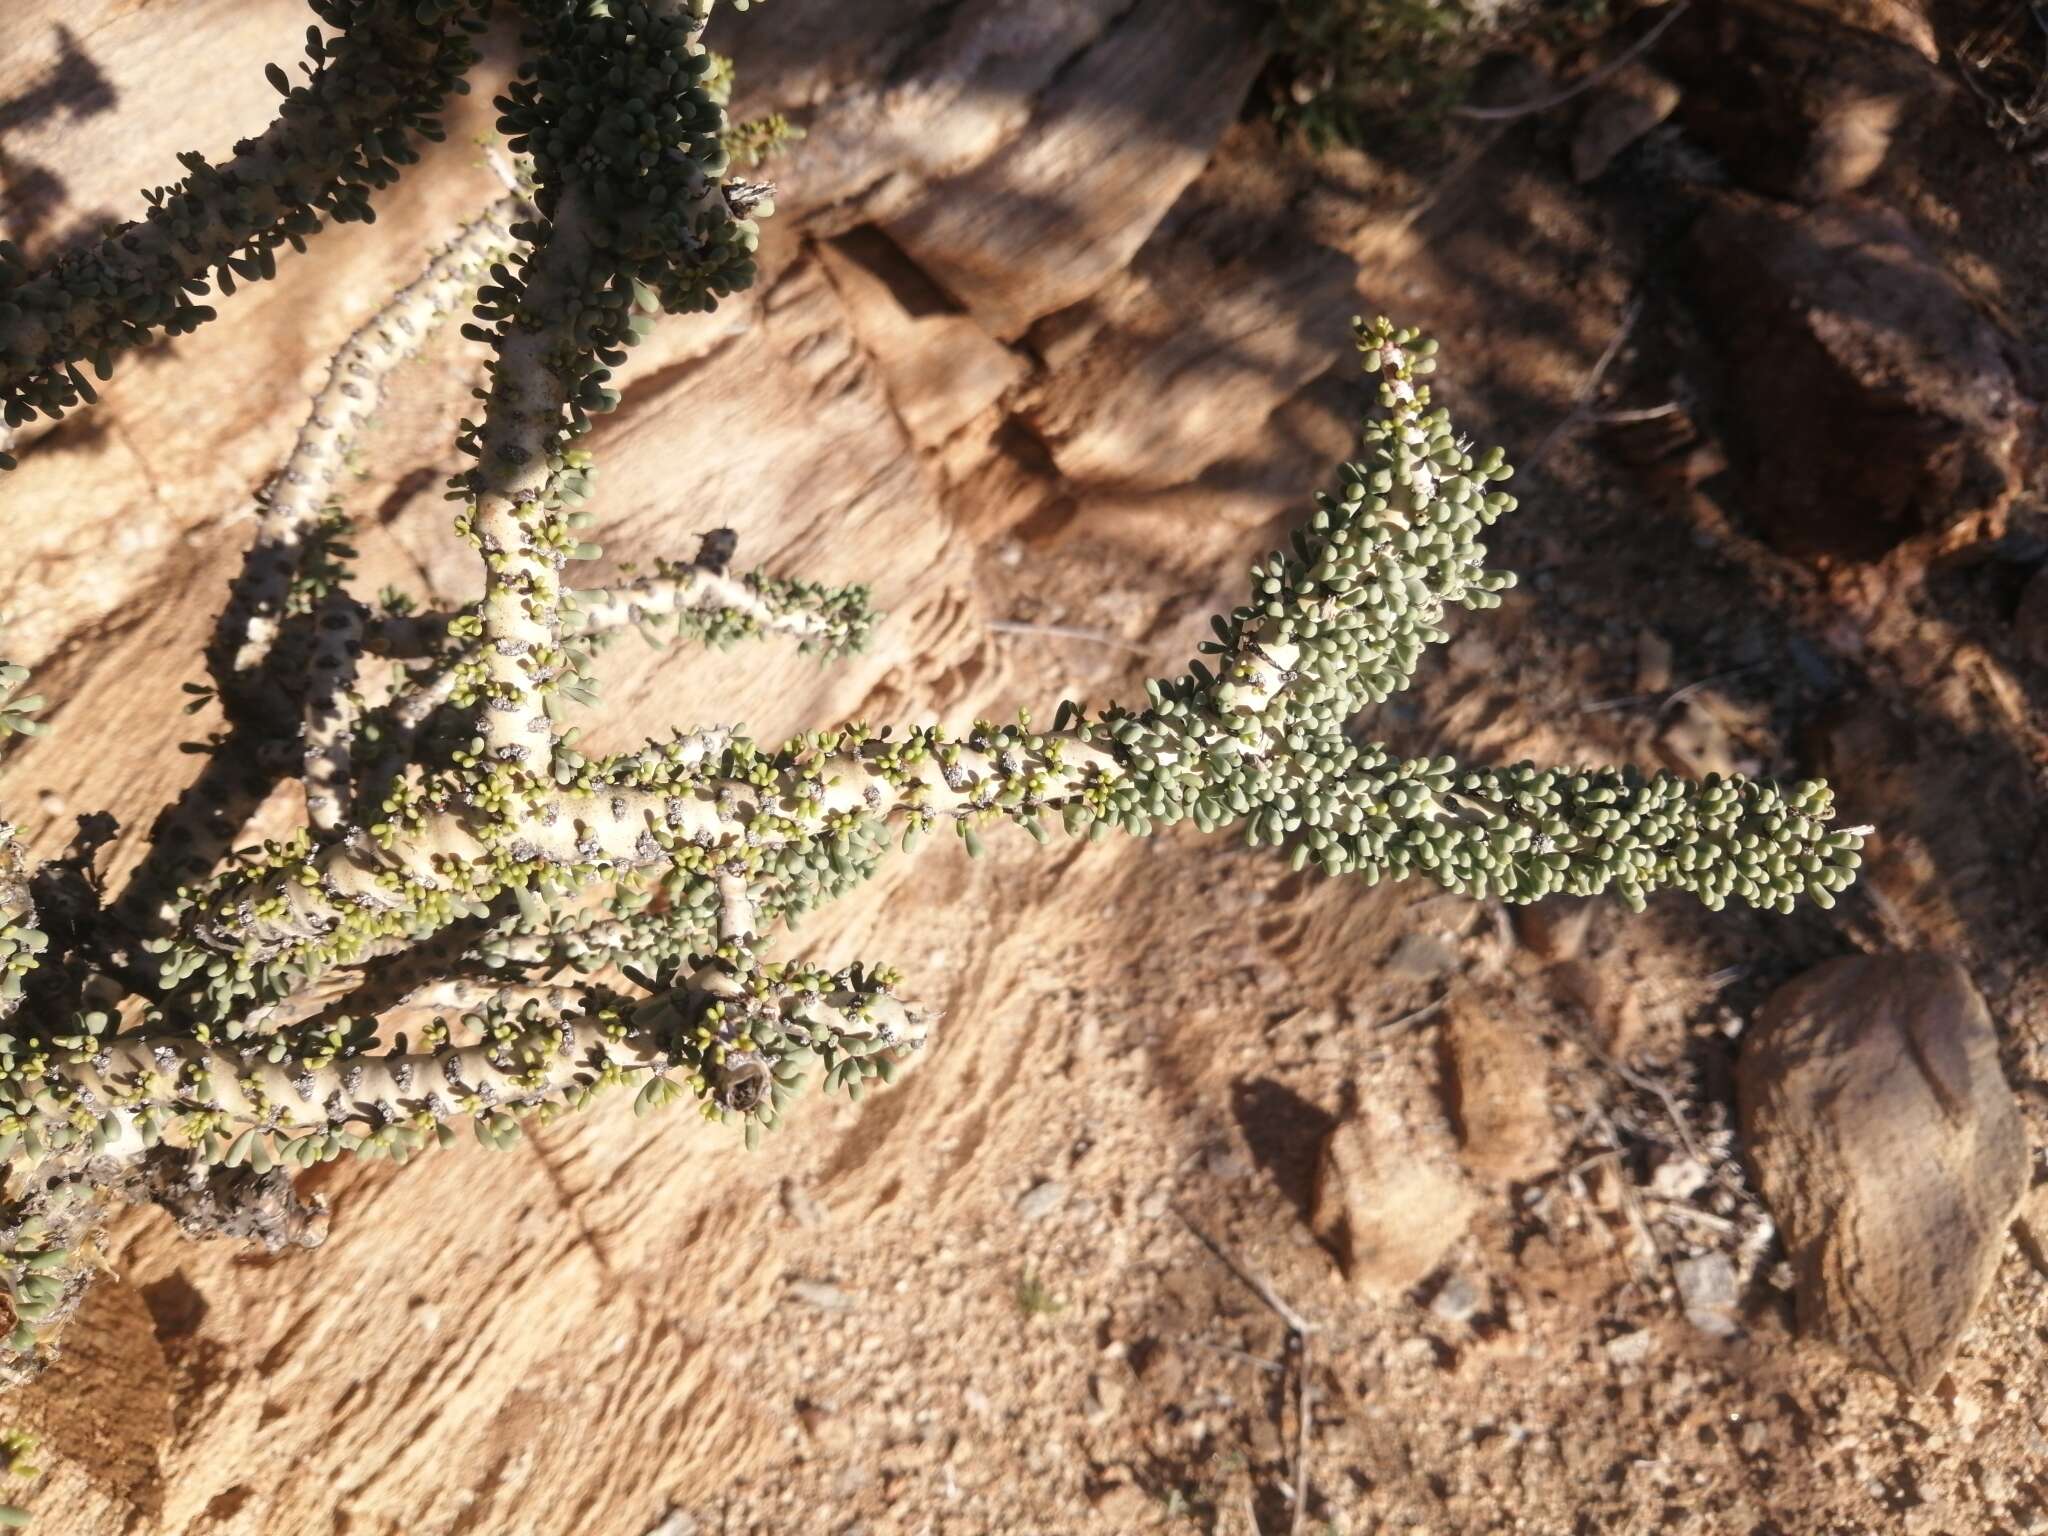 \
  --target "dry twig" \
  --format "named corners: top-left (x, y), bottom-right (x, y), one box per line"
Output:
top-left (1177, 1212), bottom-right (1317, 1533)
top-left (1450, 1), bottom-right (1692, 122)
top-left (1524, 296), bottom-right (1643, 473)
